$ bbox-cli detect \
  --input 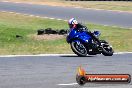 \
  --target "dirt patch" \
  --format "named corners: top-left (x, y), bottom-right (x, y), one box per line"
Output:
top-left (30, 34), bottom-right (65, 40)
